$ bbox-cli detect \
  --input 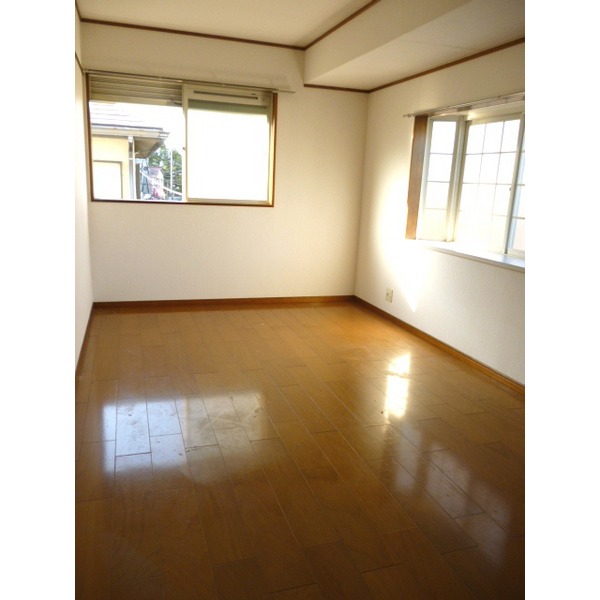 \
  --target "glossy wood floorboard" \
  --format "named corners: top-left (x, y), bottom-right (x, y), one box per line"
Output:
top-left (75, 301), bottom-right (524, 599)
